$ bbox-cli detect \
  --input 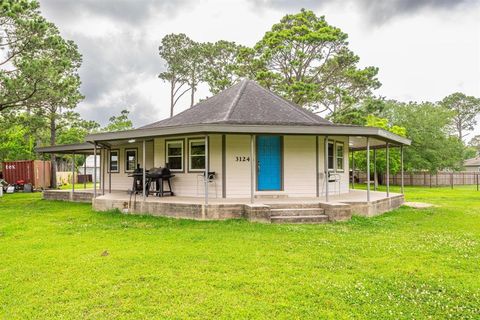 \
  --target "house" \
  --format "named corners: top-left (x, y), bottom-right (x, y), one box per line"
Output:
top-left (464, 157), bottom-right (480, 172)
top-left (36, 79), bottom-right (411, 223)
